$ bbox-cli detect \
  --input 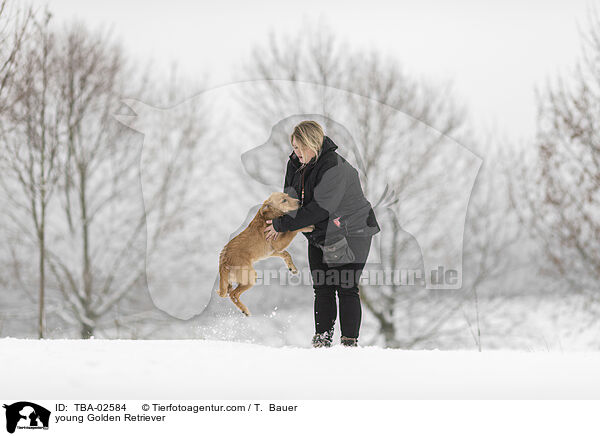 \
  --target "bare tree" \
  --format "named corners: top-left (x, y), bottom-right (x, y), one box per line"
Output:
top-left (509, 8), bottom-right (600, 311)
top-left (236, 23), bottom-right (518, 348)
top-left (0, 1), bottom-right (34, 331)
top-left (42, 24), bottom-right (208, 338)
top-left (0, 0), bottom-right (33, 115)
top-left (0, 4), bottom-right (210, 338)
top-left (4, 21), bottom-right (202, 339)
top-left (0, 9), bottom-right (60, 339)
